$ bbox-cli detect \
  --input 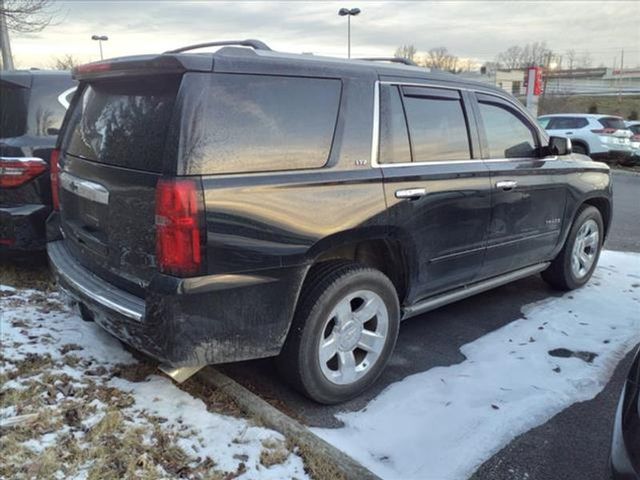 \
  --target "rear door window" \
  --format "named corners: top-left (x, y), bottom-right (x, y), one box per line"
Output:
top-left (63, 76), bottom-right (181, 173)
top-left (400, 86), bottom-right (471, 162)
top-left (546, 117), bottom-right (589, 129)
top-left (478, 98), bottom-right (537, 158)
top-left (179, 73), bottom-right (341, 174)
